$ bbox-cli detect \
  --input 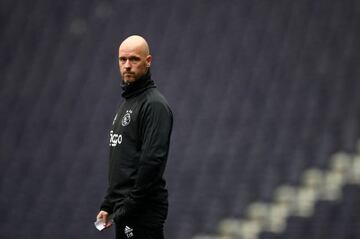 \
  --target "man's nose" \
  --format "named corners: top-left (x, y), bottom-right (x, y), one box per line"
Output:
top-left (124, 59), bottom-right (131, 68)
